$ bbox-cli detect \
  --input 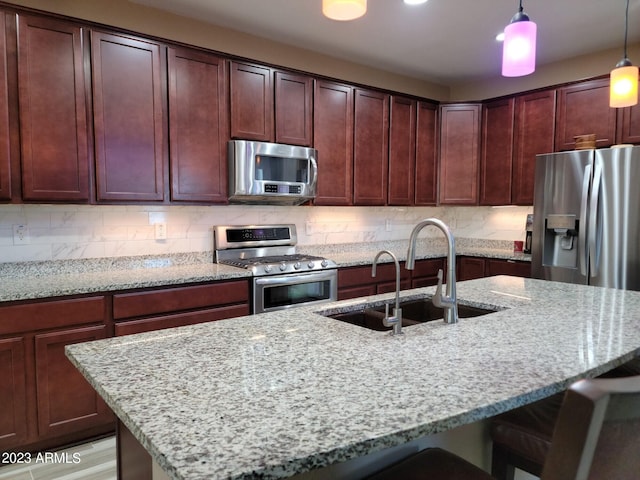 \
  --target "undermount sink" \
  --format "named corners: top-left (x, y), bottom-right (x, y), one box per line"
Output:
top-left (326, 299), bottom-right (498, 331)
